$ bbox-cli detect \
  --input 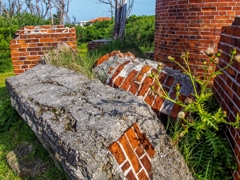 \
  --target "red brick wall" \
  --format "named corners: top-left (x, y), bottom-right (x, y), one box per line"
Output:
top-left (87, 39), bottom-right (112, 52)
top-left (213, 17), bottom-right (240, 179)
top-left (154, 0), bottom-right (239, 75)
top-left (10, 25), bottom-right (77, 75)
top-left (108, 123), bottom-right (155, 179)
